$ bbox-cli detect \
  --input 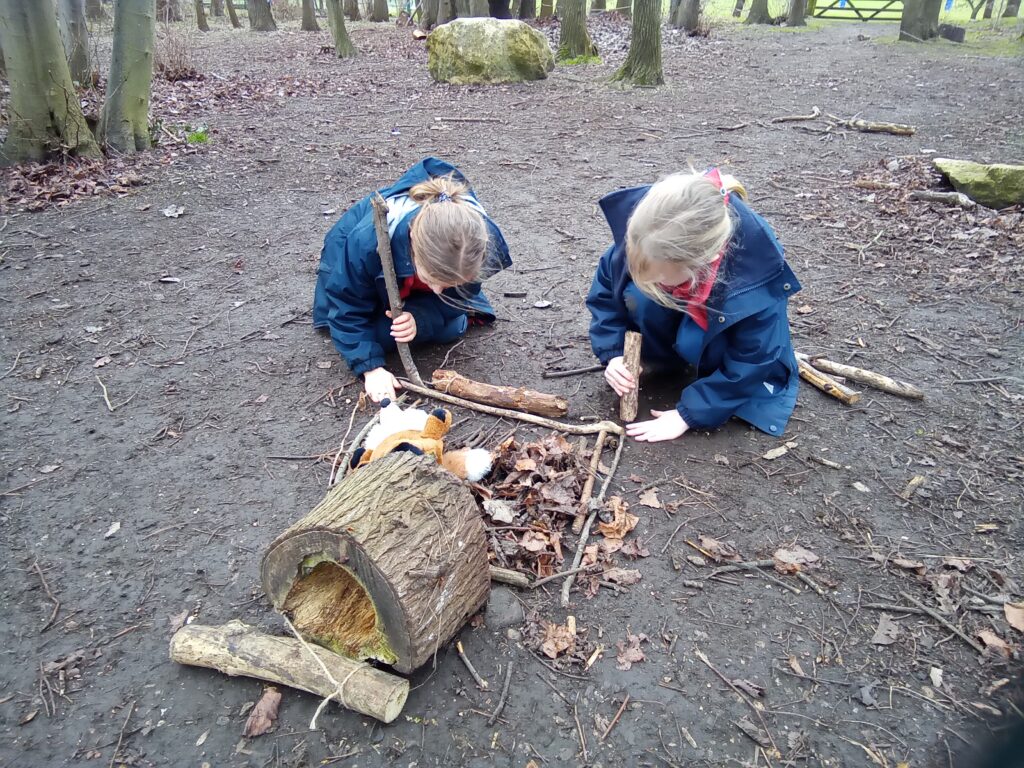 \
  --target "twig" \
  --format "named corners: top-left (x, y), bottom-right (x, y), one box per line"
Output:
top-left (541, 364), bottom-right (603, 380)
top-left (370, 193), bottom-right (423, 387)
top-left (898, 591), bottom-right (985, 654)
top-left (771, 106), bottom-right (821, 123)
top-left (574, 693), bottom-right (588, 762)
top-left (399, 379), bottom-right (623, 436)
top-left (108, 700), bottom-right (135, 768)
top-left (530, 564), bottom-right (600, 589)
top-left (94, 376), bottom-right (140, 413)
top-left (0, 350), bottom-right (24, 381)
top-left (796, 572), bottom-right (826, 597)
top-left (337, 398), bottom-right (401, 482)
top-left (32, 561), bottom-right (61, 633)
top-left (456, 640), bottom-right (488, 690)
top-left (707, 559), bottom-right (775, 576)
top-left (572, 430), bottom-right (608, 534)
top-left (487, 662), bottom-right (514, 725)
top-left (695, 649), bottom-right (778, 753)
top-left (601, 694), bottom-right (630, 742)
top-left (330, 399), bottom-right (362, 485)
